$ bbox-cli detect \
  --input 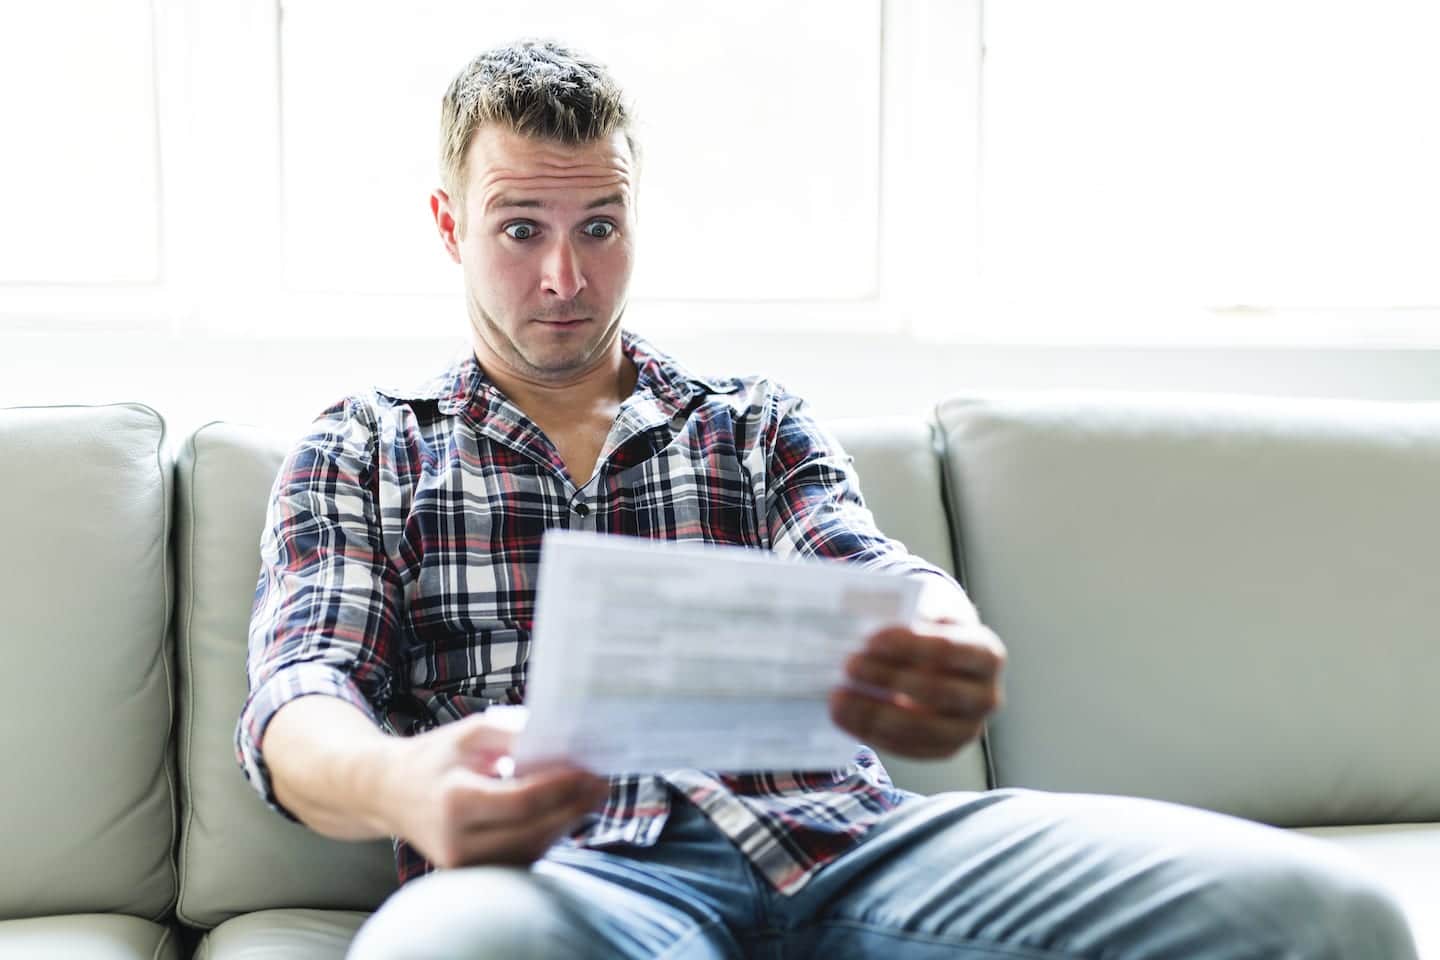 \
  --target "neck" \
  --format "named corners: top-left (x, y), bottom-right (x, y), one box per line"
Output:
top-left (474, 334), bottom-right (636, 420)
